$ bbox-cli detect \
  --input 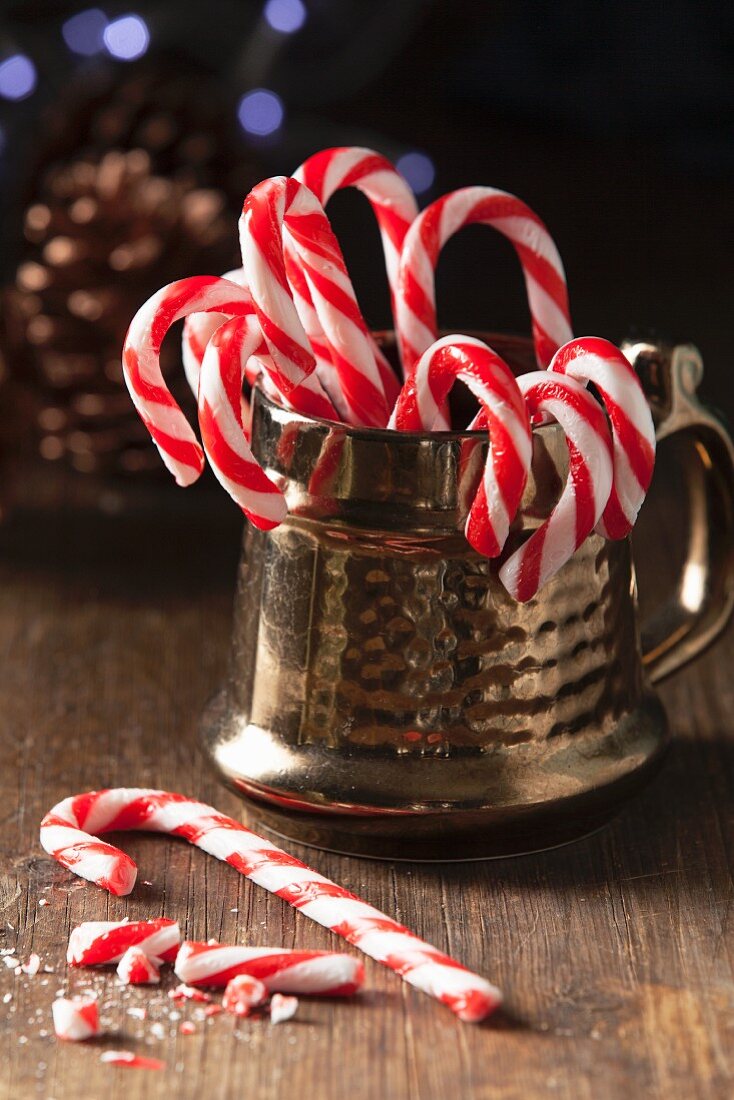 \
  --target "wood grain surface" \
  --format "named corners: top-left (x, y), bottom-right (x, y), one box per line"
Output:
top-left (1, 470), bottom-right (732, 1100)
